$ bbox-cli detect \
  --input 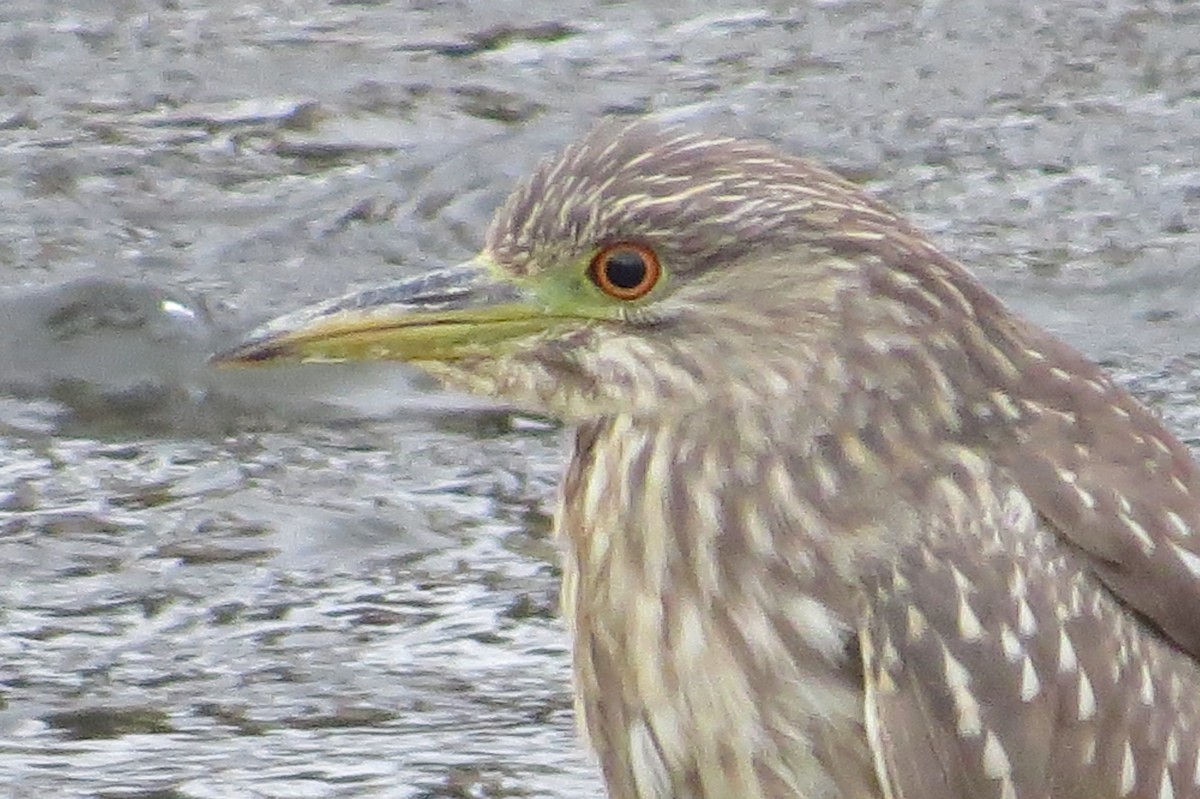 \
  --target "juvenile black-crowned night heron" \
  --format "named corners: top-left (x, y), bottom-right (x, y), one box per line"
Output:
top-left (216, 121), bottom-right (1200, 799)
